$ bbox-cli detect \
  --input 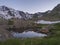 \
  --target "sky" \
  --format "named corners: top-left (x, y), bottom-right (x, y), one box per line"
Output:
top-left (0, 0), bottom-right (60, 13)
